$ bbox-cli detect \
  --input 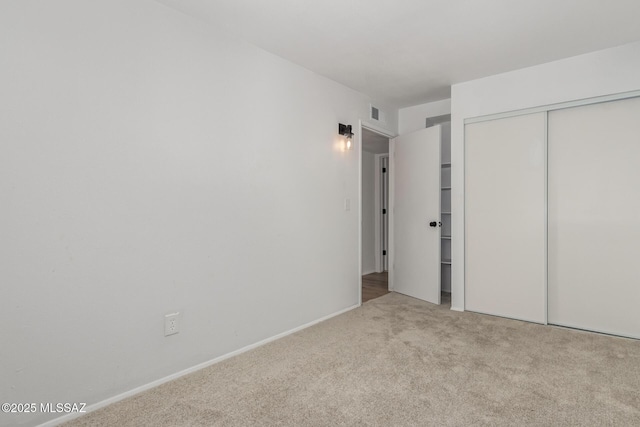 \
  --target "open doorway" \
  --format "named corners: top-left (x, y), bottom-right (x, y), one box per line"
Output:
top-left (361, 127), bottom-right (390, 303)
